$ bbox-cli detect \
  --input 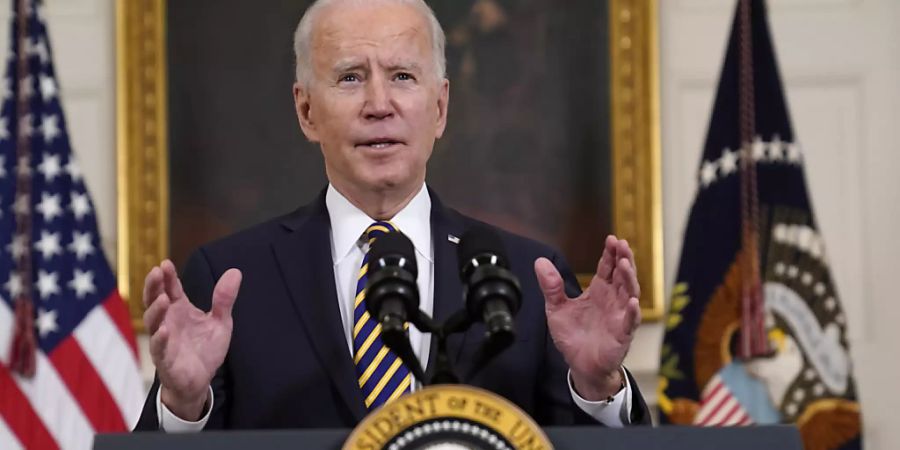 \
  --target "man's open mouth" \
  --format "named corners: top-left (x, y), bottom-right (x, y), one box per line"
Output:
top-left (357, 138), bottom-right (403, 149)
